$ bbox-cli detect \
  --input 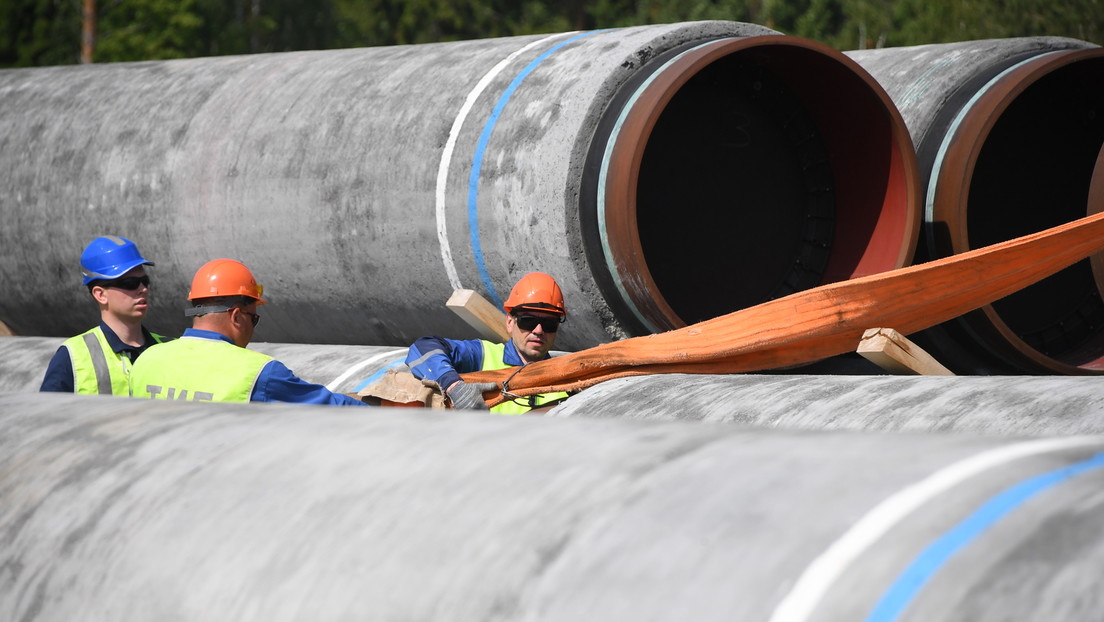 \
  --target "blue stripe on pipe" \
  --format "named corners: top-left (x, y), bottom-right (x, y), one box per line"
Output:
top-left (354, 359), bottom-right (407, 392)
top-left (865, 451), bottom-right (1104, 622)
top-left (466, 30), bottom-right (603, 308)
